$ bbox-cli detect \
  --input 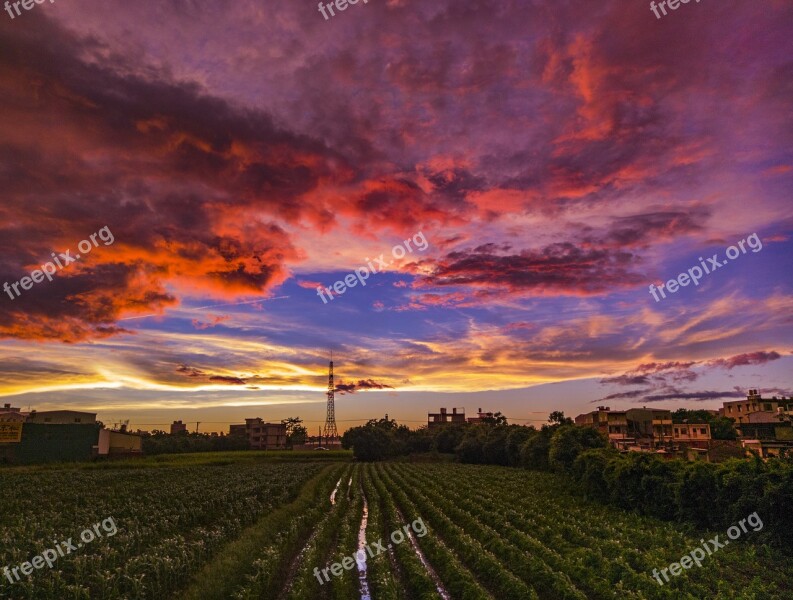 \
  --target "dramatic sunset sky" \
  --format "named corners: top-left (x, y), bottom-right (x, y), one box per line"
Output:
top-left (0, 0), bottom-right (791, 433)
